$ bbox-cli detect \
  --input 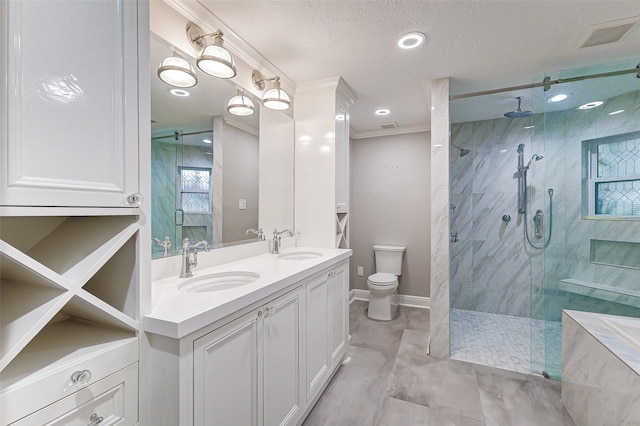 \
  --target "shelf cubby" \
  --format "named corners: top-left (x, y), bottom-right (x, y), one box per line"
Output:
top-left (82, 235), bottom-right (138, 321)
top-left (0, 282), bottom-right (70, 371)
top-left (336, 211), bottom-right (349, 249)
top-left (23, 216), bottom-right (139, 285)
top-left (0, 215), bottom-right (140, 375)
